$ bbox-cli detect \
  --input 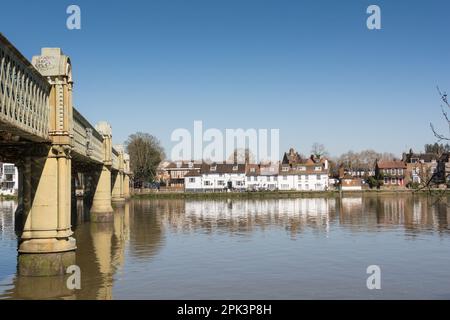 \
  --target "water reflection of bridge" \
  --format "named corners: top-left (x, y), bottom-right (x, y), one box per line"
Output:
top-left (2, 202), bottom-right (164, 300)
